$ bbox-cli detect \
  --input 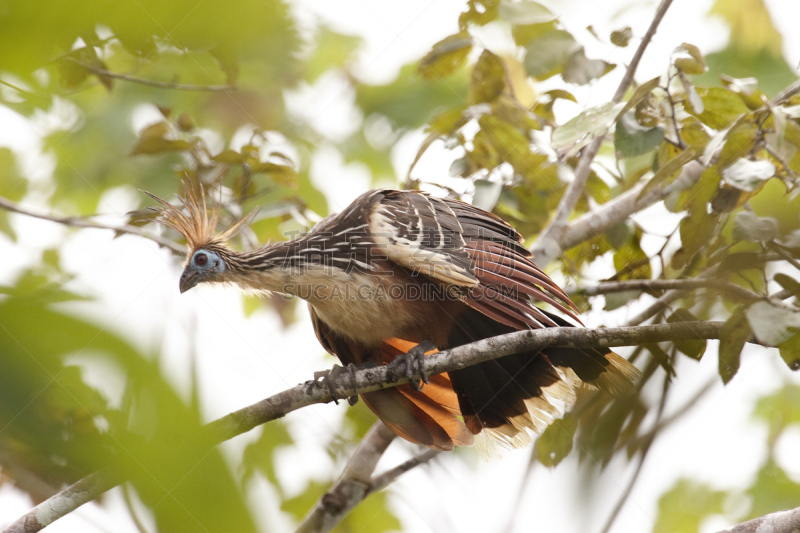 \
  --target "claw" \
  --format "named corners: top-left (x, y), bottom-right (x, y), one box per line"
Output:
top-left (387, 340), bottom-right (436, 391)
top-left (315, 363), bottom-right (360, 405)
